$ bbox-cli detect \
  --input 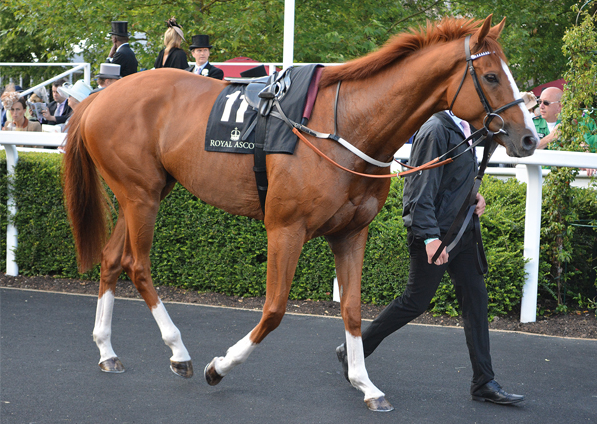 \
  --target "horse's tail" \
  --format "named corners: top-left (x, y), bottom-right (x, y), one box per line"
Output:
top-left (62, 95), bottom-right (111, 272)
